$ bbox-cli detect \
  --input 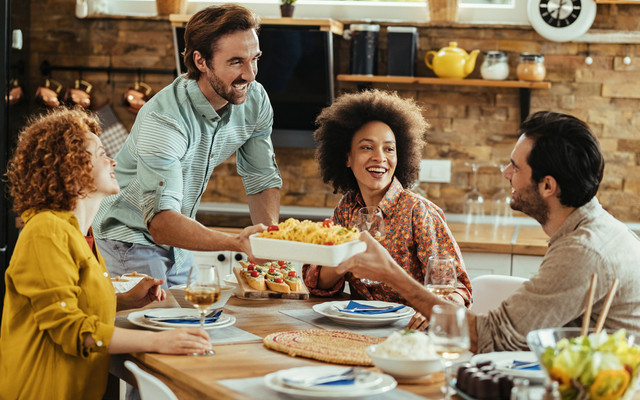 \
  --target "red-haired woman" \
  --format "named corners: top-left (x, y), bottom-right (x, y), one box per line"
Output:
top-left (0, 108), bottom-right (212, 399)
